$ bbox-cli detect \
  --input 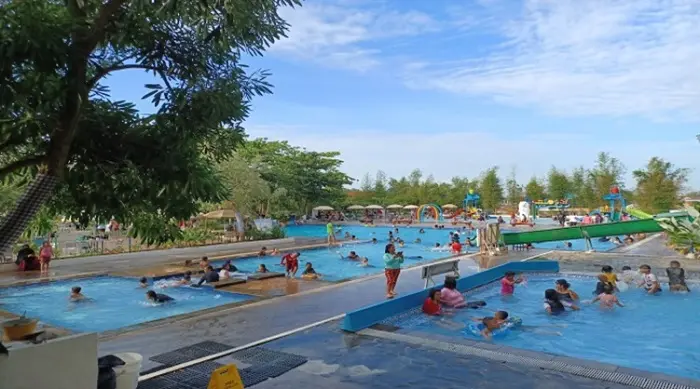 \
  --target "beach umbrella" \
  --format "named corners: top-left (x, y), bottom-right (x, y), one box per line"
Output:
top-left (442, 204), bottom-right (458, 209)
top-left (403, 205), bottom-right (418, 210)
top-left (365, 205), bottom-right (384, 210)
top-left (312, 205), bottom-right (334, 211)
top-left (386, 204), bottom-right (403, 209)
top-left (346, 205), bottom-right (365, 210)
